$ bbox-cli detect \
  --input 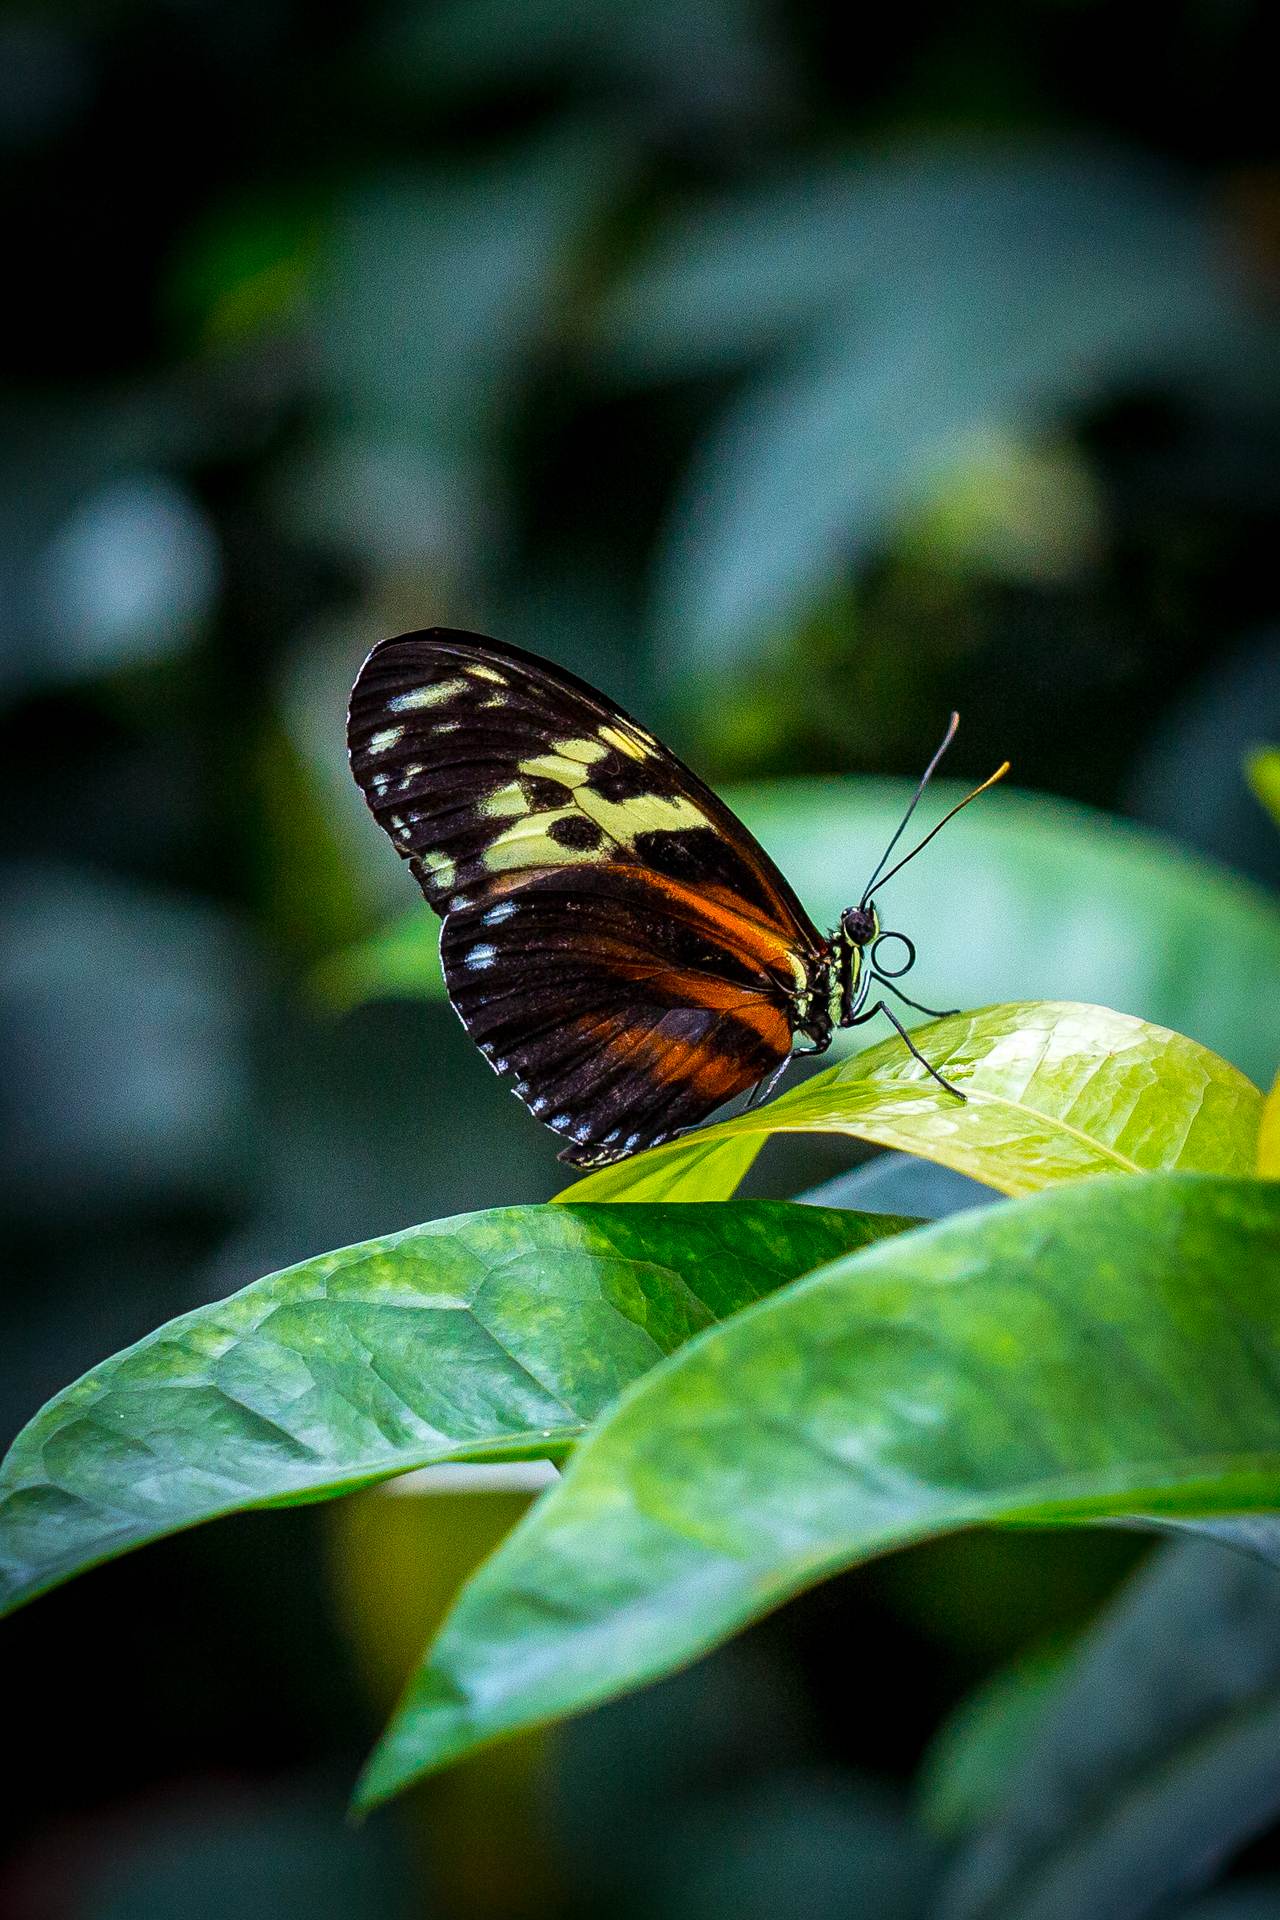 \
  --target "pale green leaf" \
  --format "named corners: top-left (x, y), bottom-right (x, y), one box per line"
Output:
top-left (563, 1002), bottom-right (1261, 1202)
